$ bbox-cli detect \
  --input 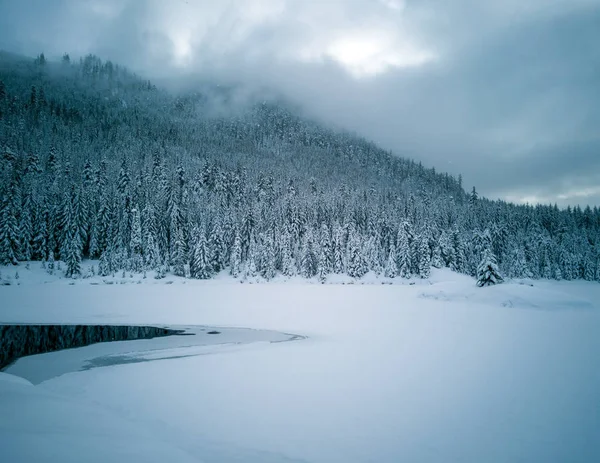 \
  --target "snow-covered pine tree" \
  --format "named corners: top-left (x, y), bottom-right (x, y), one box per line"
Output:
top-left (130, 207), bottom-right (142, 256)
top-left (317, 223), bottom-right (333, 281)
top-left (229, 231), bottom-right (242, 277)
top-left (332, 224), bottom-right (345, 274)
top-left (346, 227), bottom-right (368, 278)
top-left (0, 194), bottom-right (20, 265)
top-left (130, 207), bottom-right (143, 271)
top-left (244, 237), bottom-right (259, 280)
top-left (366, 234), bottom-right (383, 275)
top-left (451, 228), bottom-right (467, 274)
top-left (18, 194), bottom-right (33, 261)
top-left (63, 221), bottom-right (82, 278)
top-left (259, 232), bottom-right (276, 280)
top-left (144, 232), bottom-right (161, 271)
top-left (32, 206), bottom-right (49, 261)
top-left (300, 230), bottom-right (317, 278)
top-left (191, 230), bottom-right (211, 279)
top-left (280, 230), bottom-right (296, 277)
top-left (63, 190), bottom-right (83, 278)
top-left (476, 248), bottom-right (503, 287)
top-left (418, 234), bottom-right (431, 278)
top-left (170, 227), bottom-right (187, 277)
top-left (508, 246), bottom-right (531, 279)
top-left (397, 225), bottom-right (411, 278)
top-left (208, 220), bottom-right (225, 274)
top-left (431, 244), bottom-right (443, 269)
top-left (384, 242), bottom-right (398, 278)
